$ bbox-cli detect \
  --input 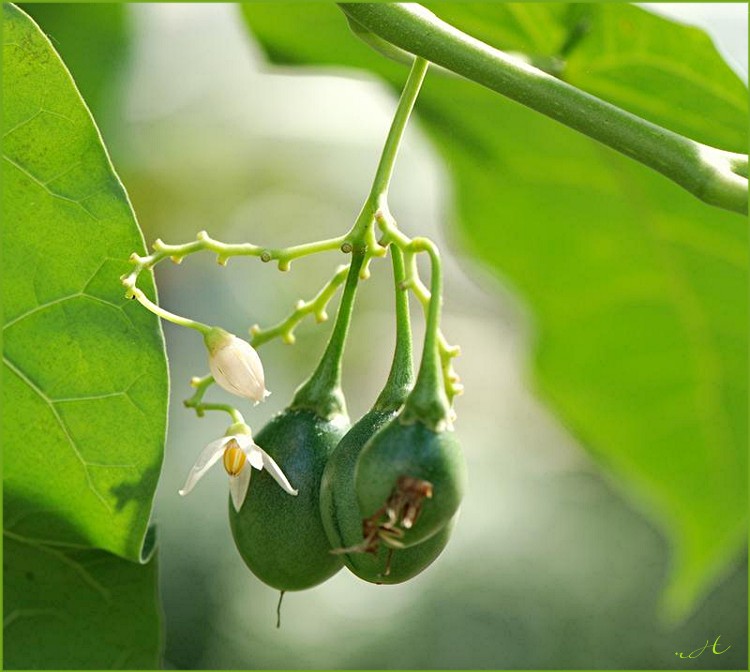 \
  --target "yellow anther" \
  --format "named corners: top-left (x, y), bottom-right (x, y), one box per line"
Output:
top-left (222, 440), bottom-right (247, 476)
